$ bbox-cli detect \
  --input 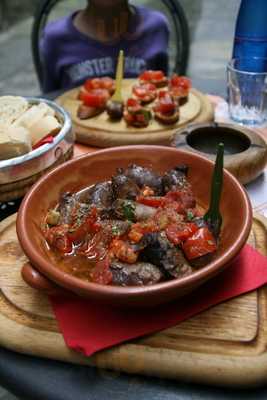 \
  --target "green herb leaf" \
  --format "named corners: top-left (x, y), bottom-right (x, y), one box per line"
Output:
top-left (112, 225), bottom-right (120, 236)
top-left (140, 109), bottom-right (152, 122)
top-left (122, 201), bottom-right (135, 222)
top-left (186, 210), bottom-right (194, 221)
